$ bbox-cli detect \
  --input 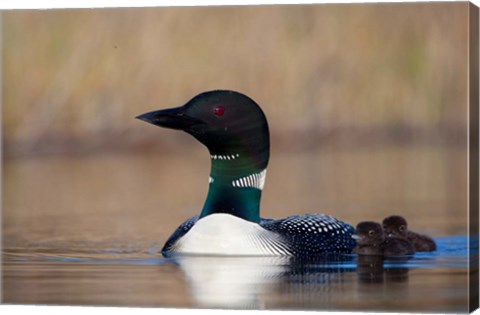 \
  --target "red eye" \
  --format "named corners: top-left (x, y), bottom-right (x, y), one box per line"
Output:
top-left (214, 105), bottom-right (225, 117)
